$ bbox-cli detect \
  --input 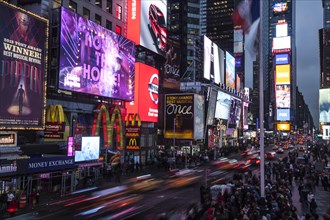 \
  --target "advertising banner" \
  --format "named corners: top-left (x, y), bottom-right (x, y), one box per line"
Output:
top-left (275, 65), bottom-right (290, 84)
top-left (204, 36), bottom-right (224, 85)
top-left (273, 36), bottom-right (291, 50)
top-left (276, 123), bottom-right (290, 131)
top-left (127, 0), bottom-right (167, 56)
top-left (193, 94), bottom-right (205, 140)
top-left (0, 2), bottom-right (47, 129)
top-left (126, 62), bottom-right (158, 122)
top-left (58, 7), bottom-right (135, 101)
top-left (225, 51), bottom-right (235, 89)
top-left (206, 89), bottom-right (217, 126)
top-left (163, 40), bottom-right (181, 90)
top-left (243, 102), bottom-right (249, 130)
top-left (276, 84), bottom-right (290, 108)
top-left (74, 136), bottom-right (100, 162)
top-left (164, 94), bottom-right (194, 139)
top-left (23, 156), bottom-right (75, 174)
top-left (275, 53), bottom-right (289, 65)
top-left (227, 97), bottom-right (241, 129)
top-left (215, 91), bottom-right (231, 120)
top-left (0, 131), bottom-right (17, 146)
top-left (320, 88), bottom-right (330, 123)
top-left (276, 108), bottom-right (290, 121)
top-left (125, 126), bottom-right (140, 150)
